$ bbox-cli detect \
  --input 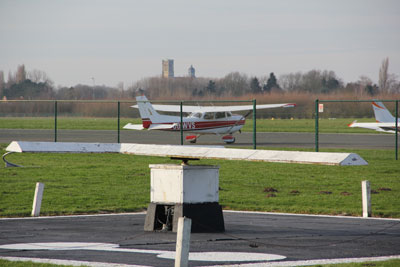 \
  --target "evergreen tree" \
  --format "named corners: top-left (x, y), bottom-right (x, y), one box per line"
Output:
top-left (205, 80), bottom-right (216, 94)
top-left (263, 72), bottom-right (279, 93)
top-left (250, 77), bottom-right (262, 94)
